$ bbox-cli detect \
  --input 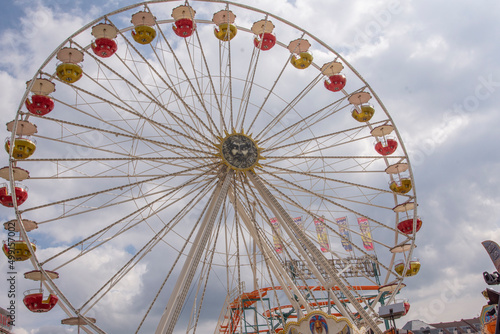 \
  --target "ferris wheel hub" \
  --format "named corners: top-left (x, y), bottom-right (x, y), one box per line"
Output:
top-left (217, 130), bottom-right (263, 172)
